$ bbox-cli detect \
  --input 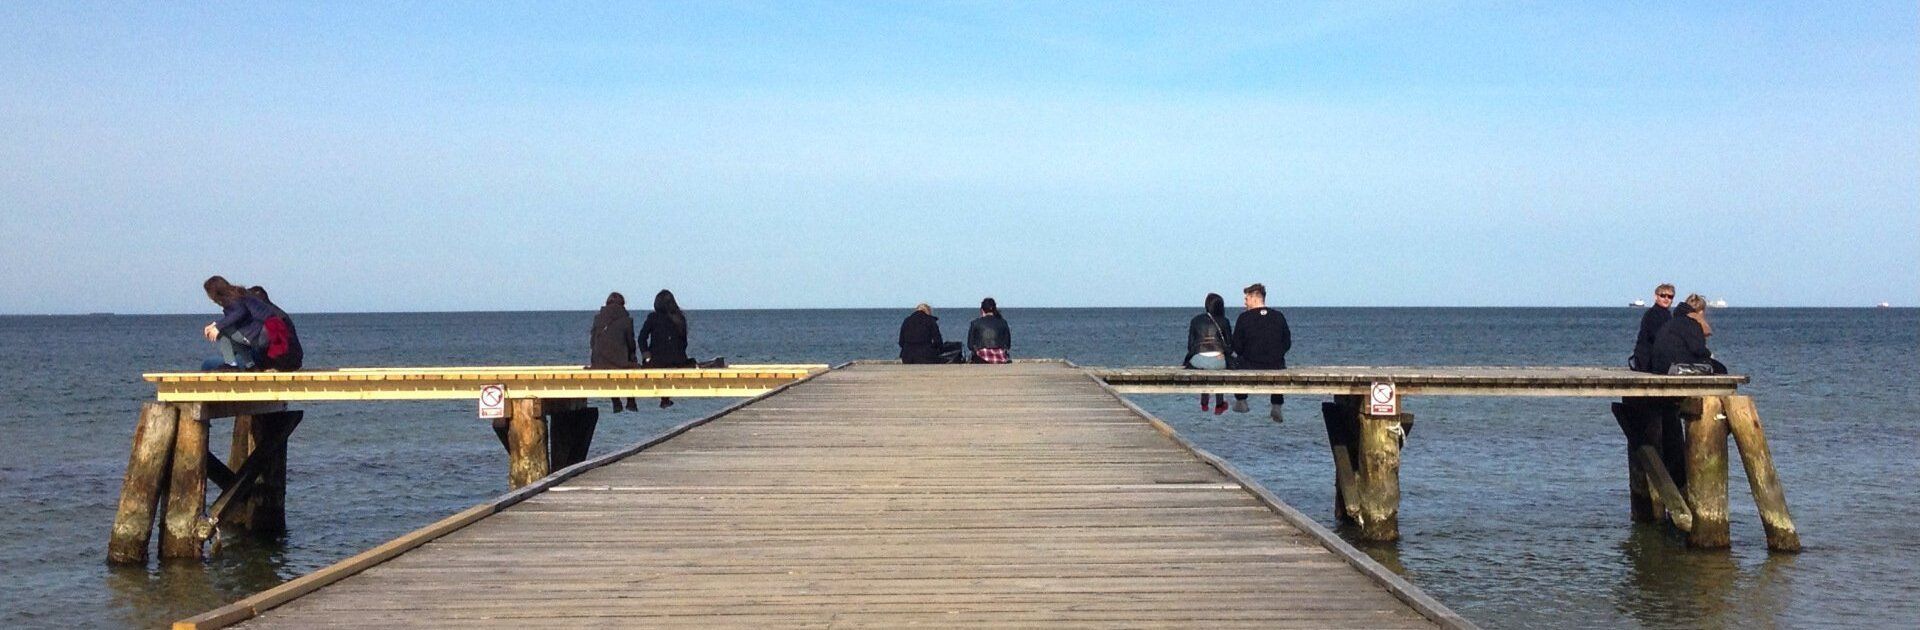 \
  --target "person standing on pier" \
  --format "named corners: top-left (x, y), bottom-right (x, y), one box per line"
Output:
top-left (590, 292), bottom-right (641, 412)
top-left (1230, 283), bottom-right (1291, 423)
top-left (967, 298), bottom-right (1012, 364)
top-left (640, 289), bottom-right (694, 408)
top-left (1630, 284), bottom-right (1675, 372)
top-left (1184, 293), bottom-right (1234, 415)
